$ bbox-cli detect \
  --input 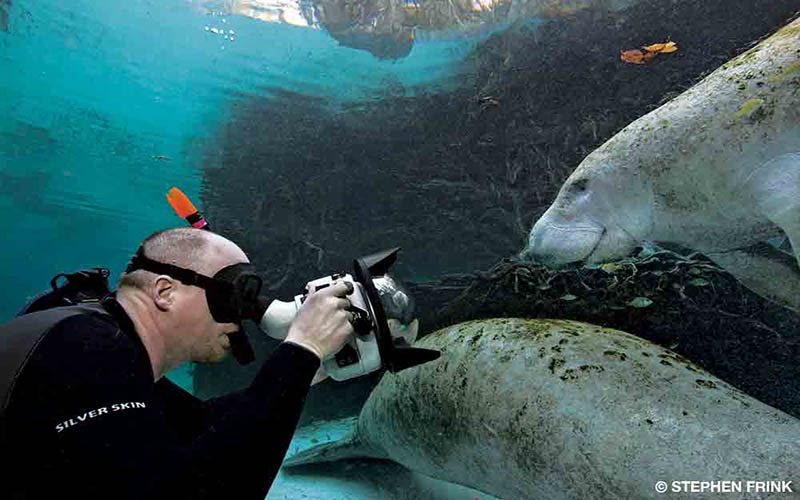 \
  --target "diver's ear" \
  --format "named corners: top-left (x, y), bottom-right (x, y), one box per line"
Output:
top-left (152, 275), bottom-right (175, 311)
